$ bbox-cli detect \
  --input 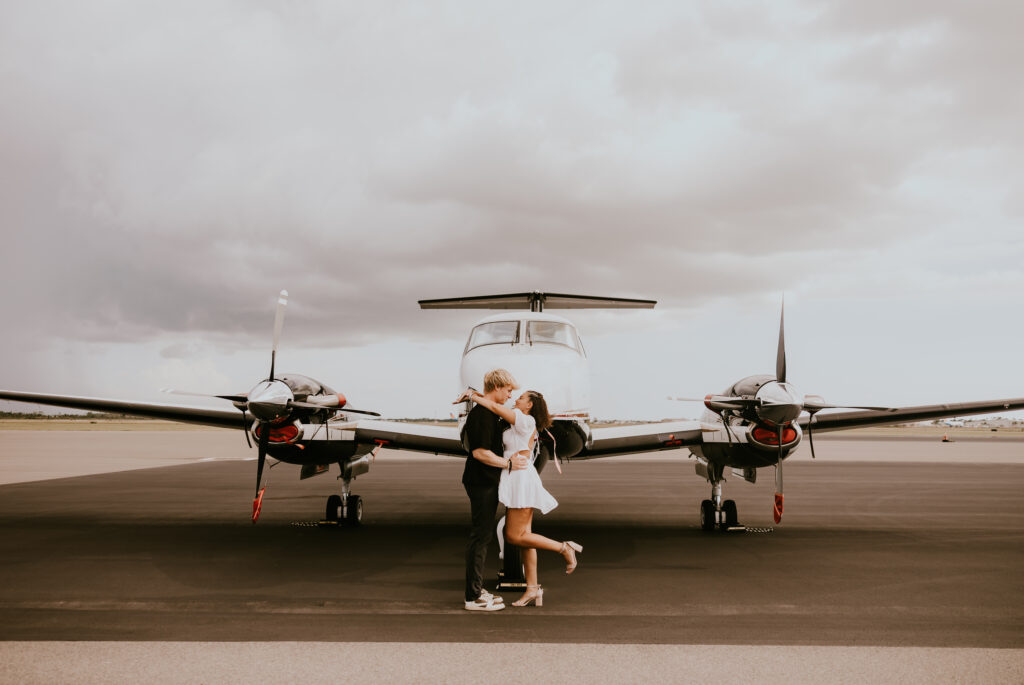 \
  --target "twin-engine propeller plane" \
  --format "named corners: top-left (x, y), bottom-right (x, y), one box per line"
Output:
top-left (2, 290), bottom-right (1024, 530)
